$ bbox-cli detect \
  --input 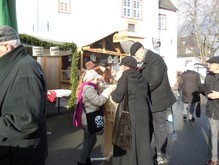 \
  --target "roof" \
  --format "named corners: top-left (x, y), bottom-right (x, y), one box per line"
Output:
top-left (159, 0), bottom-right (178, 12)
